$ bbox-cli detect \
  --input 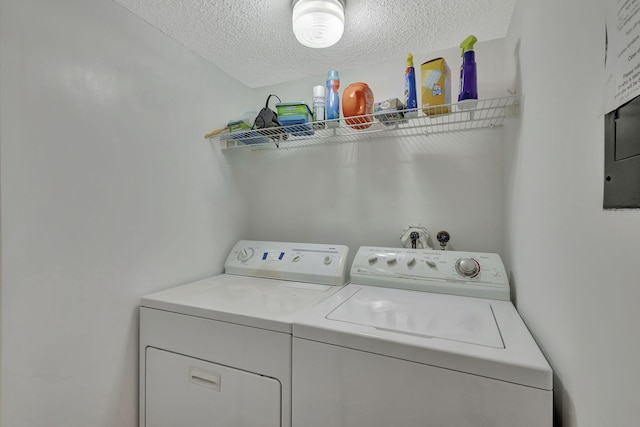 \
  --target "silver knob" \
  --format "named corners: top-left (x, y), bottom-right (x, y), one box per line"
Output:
top-left (386, 257), bottom-right (397, 265)
top-left (455, 258), bottom-right (480, 277)
top-left (368, 256), bottom-right (378, 264)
